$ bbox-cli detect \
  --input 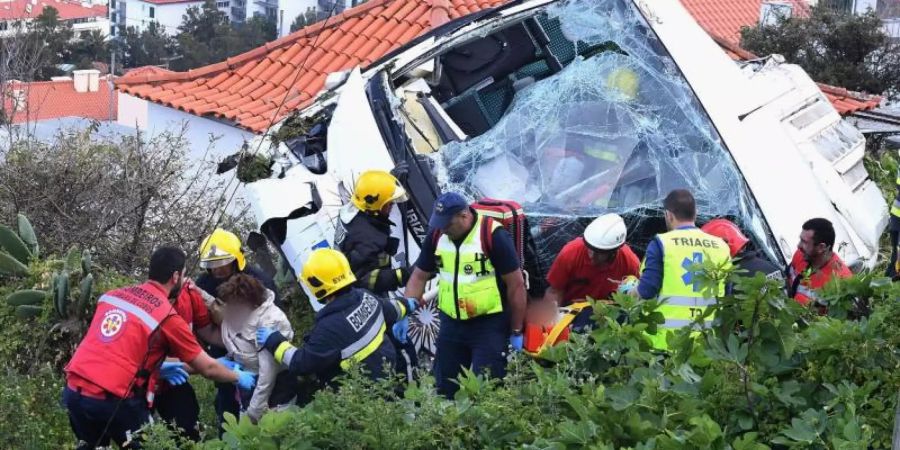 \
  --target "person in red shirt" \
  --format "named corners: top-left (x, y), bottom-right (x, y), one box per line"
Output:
top-left (153, 280), bottom-right (222, 442)
top-left (544, 214), bottom-right (641, 307)
top-left (787, 218), bottom-right (852, 311)
top-left (62, 247), bottom-right (256, 450)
